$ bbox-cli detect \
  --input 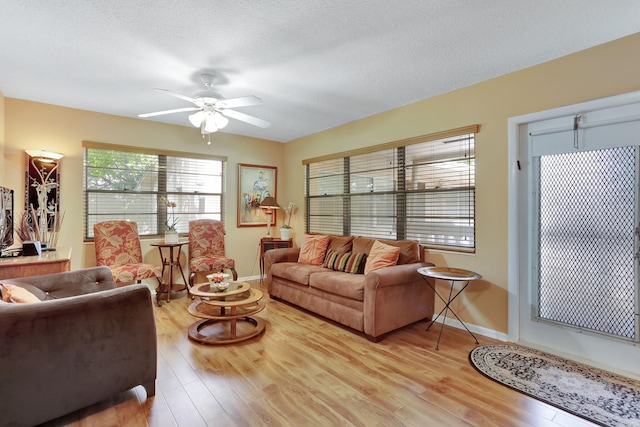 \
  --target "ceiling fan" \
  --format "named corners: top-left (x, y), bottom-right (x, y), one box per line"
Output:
top-left (138, 73), bottom-right (271, 134)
